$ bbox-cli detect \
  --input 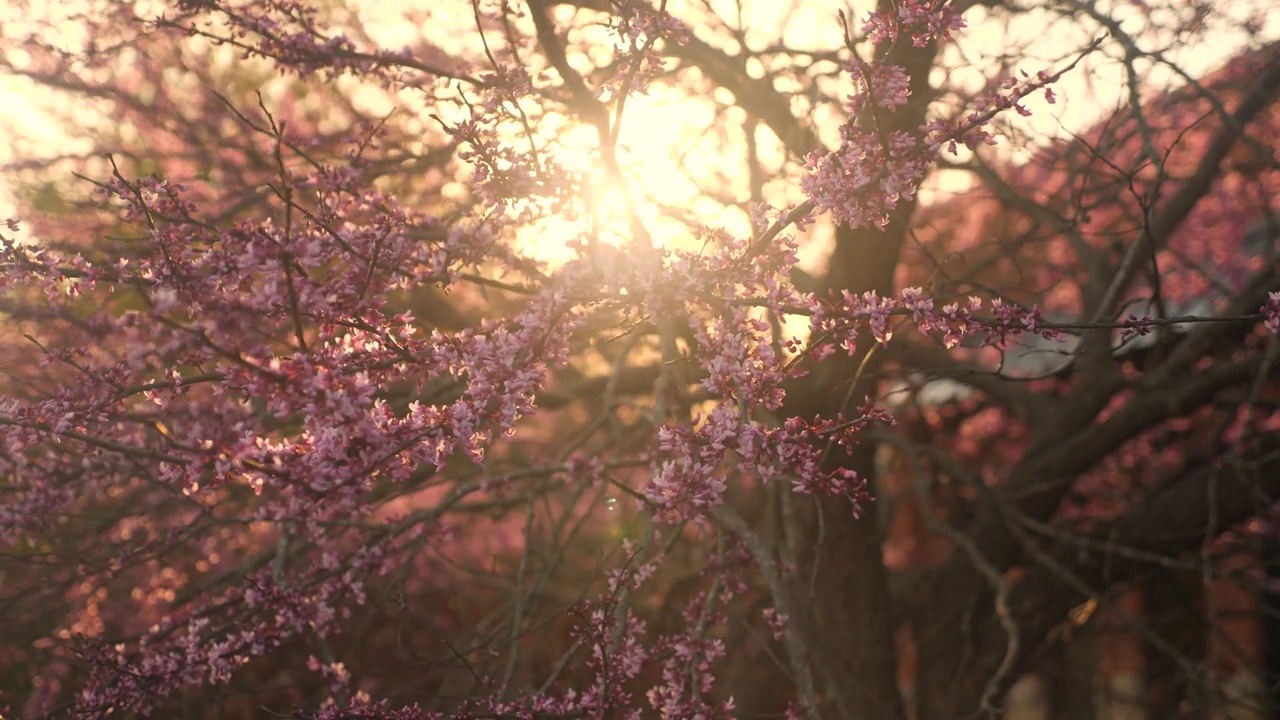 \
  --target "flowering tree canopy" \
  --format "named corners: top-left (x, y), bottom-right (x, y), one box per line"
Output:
top-left (2, 0), bottom-right (1279, 718)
